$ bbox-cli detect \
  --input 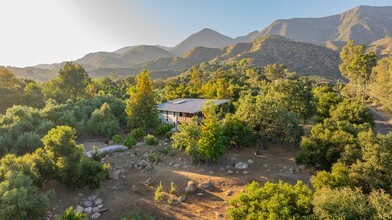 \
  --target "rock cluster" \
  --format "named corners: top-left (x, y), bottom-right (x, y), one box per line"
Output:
top-left (71, 194), bottom-right (107, 219)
